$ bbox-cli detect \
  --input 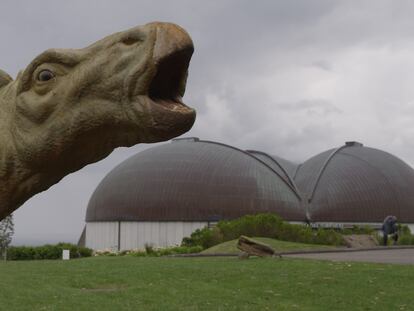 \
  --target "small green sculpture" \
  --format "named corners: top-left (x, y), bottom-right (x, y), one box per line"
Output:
top-left (0, 22), bottom-right (196, 219)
